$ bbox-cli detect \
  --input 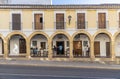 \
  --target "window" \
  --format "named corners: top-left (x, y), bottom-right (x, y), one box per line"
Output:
top-left (66, 41), bottom-right (69, 47)
top-left (56, 13), bottom-right (64, 29)
top-left (98, 13), bottom-right (106, 29)
top-left (77, 13), bottom-right (85, 29)
top-left (34, 14), bottom-right (43, 30)
top-left (32, 41), bottom-right (37, 46)
top-left (12, 14), bottom-right (21, 30)
top-left (41, 42), bottom-right (46, 49)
